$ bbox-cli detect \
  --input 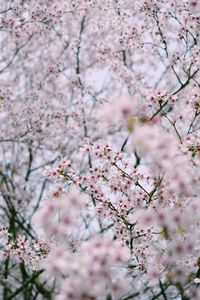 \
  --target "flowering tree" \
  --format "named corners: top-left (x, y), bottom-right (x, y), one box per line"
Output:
top-left (0, 0), bottom-right (200, 299)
